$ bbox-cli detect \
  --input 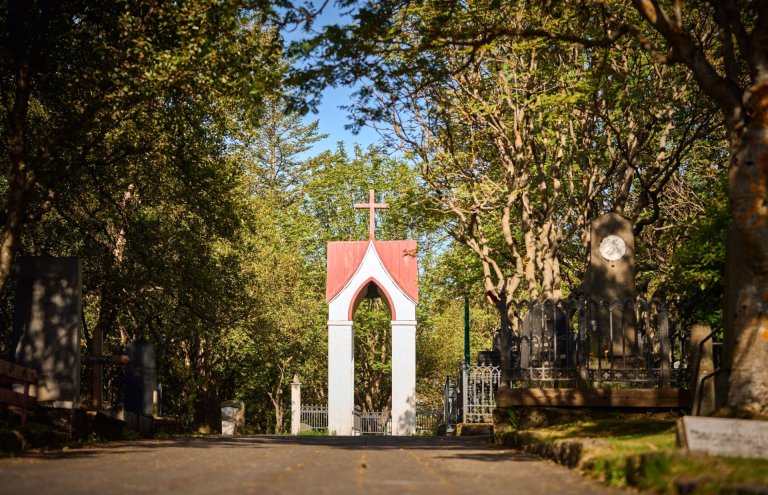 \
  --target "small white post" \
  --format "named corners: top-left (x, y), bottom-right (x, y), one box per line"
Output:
top-left (291, 375), bottom-right (301, 435)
